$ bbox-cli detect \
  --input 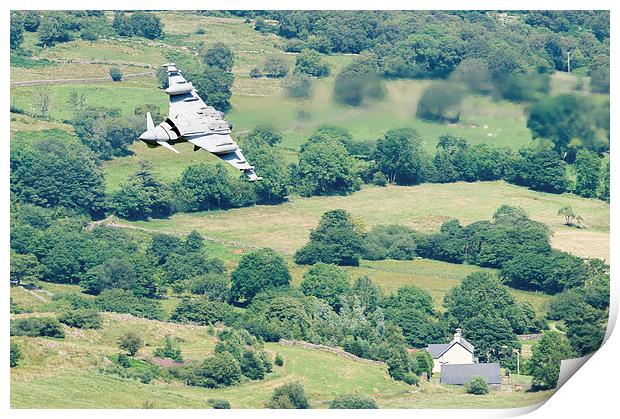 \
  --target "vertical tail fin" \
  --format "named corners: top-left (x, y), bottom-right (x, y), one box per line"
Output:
top-left (146, 112), bottom-right (155, 130)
